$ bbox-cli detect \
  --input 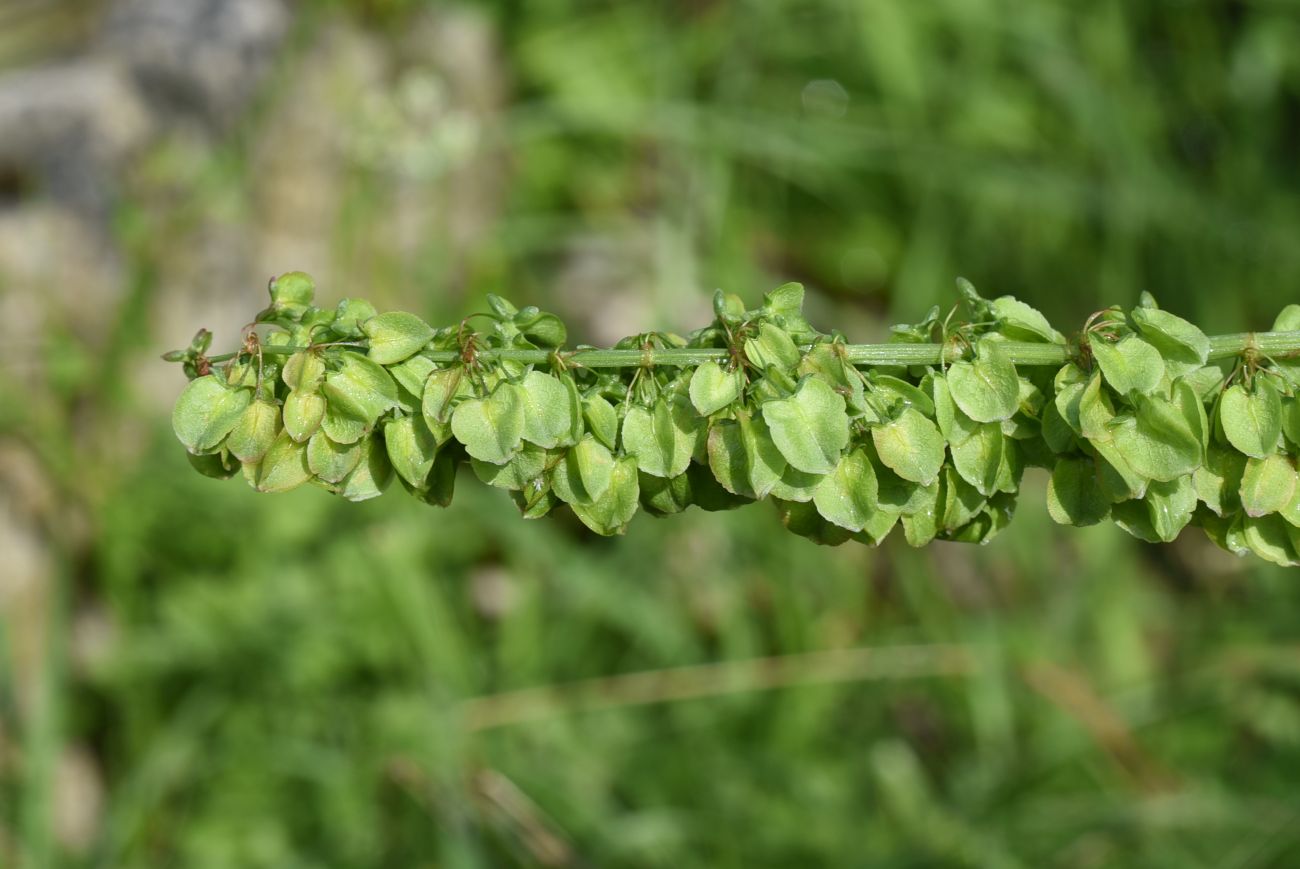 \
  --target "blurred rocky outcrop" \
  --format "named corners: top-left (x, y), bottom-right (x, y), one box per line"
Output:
top-left (0, 4), bottom-right (510, 854)
top-left (100, 0), bottom-right (290, 129)
top-left (0, 1), bottom-right (291, 859)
